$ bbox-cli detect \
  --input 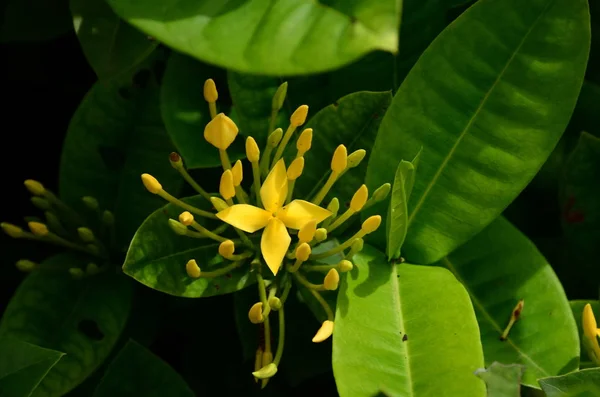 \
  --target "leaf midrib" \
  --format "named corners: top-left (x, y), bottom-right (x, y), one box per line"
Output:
top-left (391, 265), bottom-right (415, 397)
top-left (406, 1), bottom-right (552, 228)
top-left (442, 257), bottom-right (548, 377)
